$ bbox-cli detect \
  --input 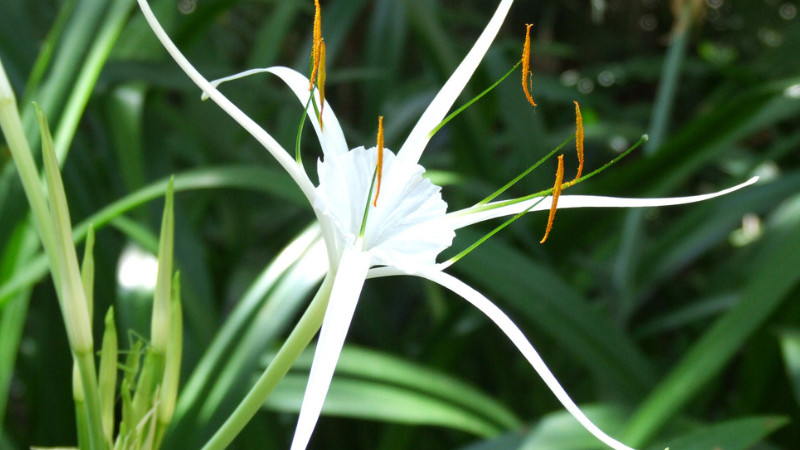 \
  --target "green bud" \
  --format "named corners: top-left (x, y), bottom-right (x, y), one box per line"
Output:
top-left (150, 178), bottom-right (174, 354)
top-left (157, 272), bottom-right (183, 445)
top-left (81, 225), bottom-right (96, 321)
top-left (37, 105), bottom-right (93, 352)
top-left (99, 308), bottom-right (118, 446)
